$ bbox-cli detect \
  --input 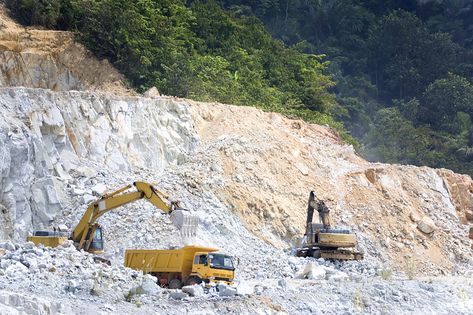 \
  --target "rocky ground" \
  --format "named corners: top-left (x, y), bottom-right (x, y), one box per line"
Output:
top-left (1, 240), bottom-right (473, 314)
top-left (0, 6), bottom-right (472, 314)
